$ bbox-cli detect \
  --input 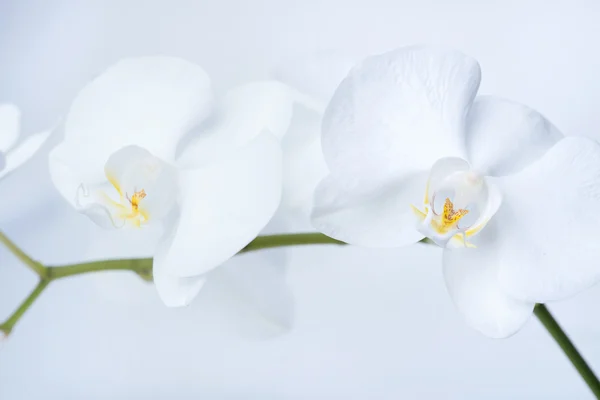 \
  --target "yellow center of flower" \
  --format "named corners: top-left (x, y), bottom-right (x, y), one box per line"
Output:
top-left (121, 188), bottom-right (149, 227)
top-left (102, 173), bottom-right (150, 227)
top-left (411, 196), bottom-right (478, 248)
top-left (436, 198), bottom-right (469, 234)
top-left (127, 189), bottom-right (147, 211)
